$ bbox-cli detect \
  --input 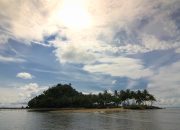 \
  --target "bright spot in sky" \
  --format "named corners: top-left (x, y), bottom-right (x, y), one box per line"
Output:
top-left (58, 0), bottom-right (92, 30)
